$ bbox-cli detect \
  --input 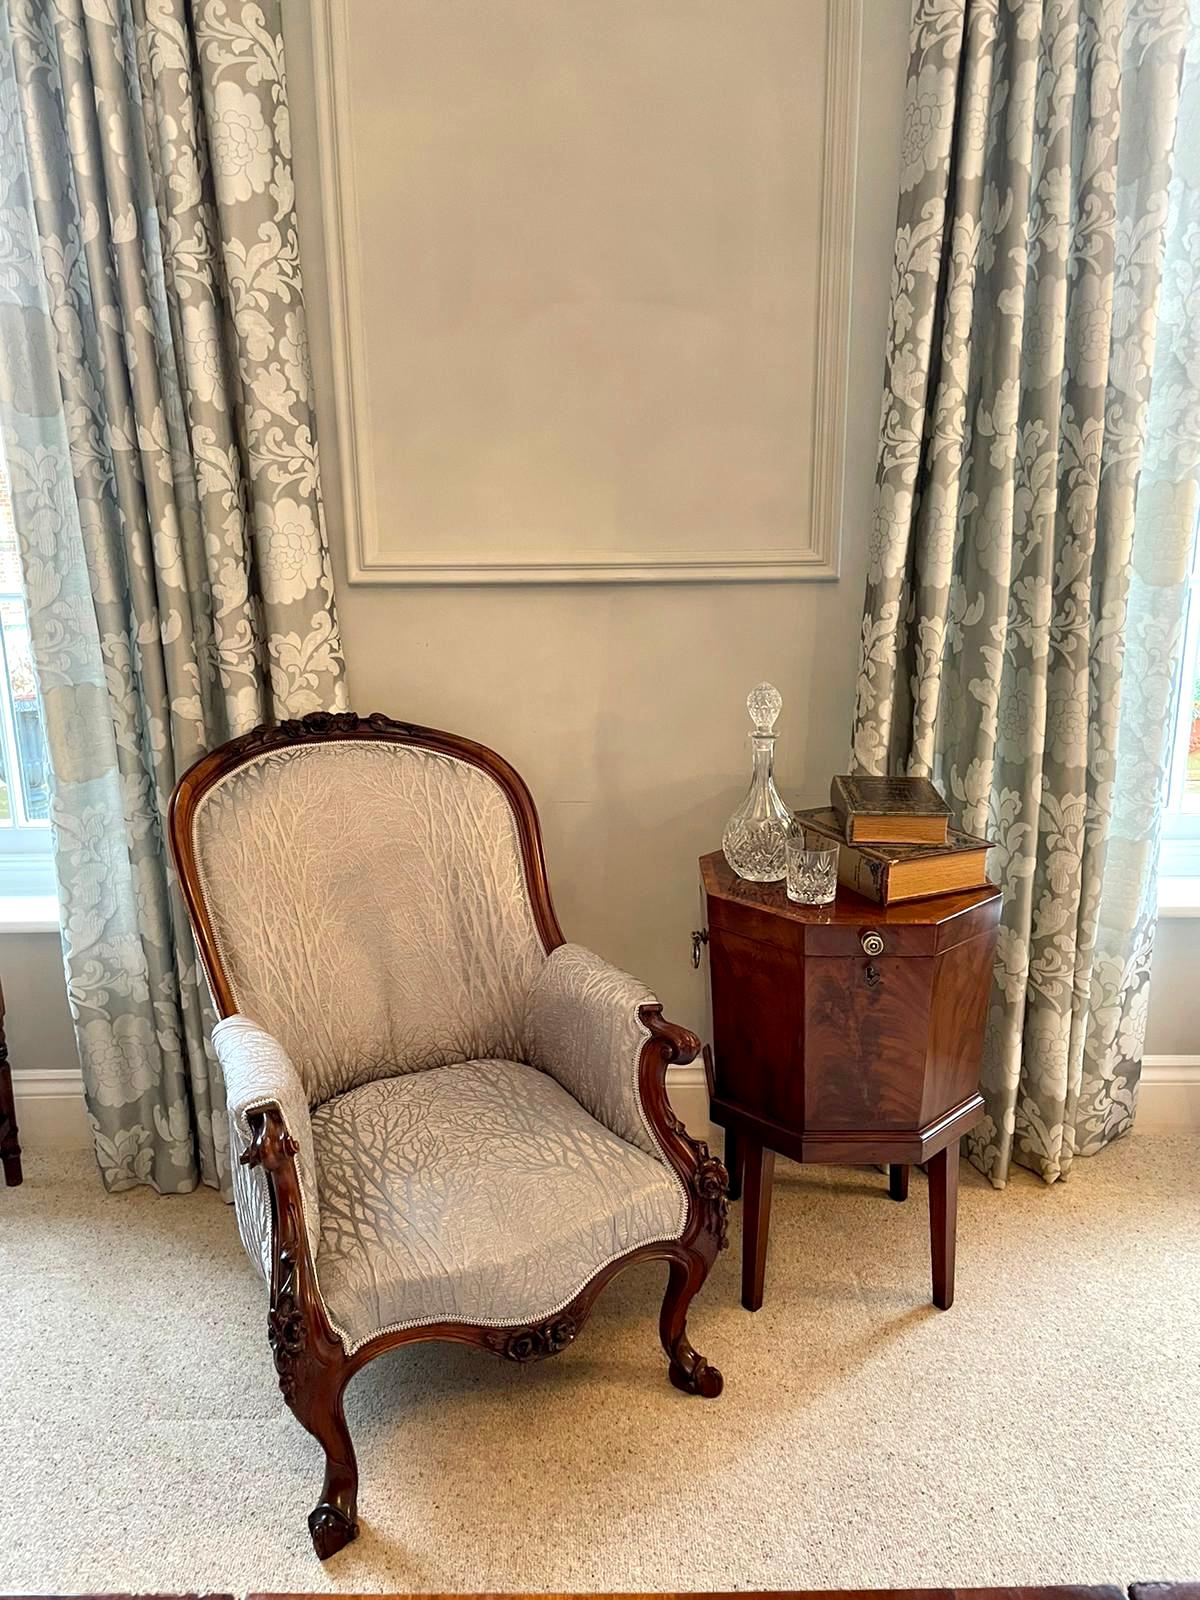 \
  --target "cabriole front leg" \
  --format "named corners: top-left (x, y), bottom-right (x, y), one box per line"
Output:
top-left (268, 1248), bottom-right (359, 1559)
top-left (638, 1006), bottom-right (729, 1399)
top-left (245, 1107), bottom-right (359, 1560)
top-left (292, 1364), bottom-right (359, 1559)
top-left (660, 1251), bottom-right (723, 1397)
